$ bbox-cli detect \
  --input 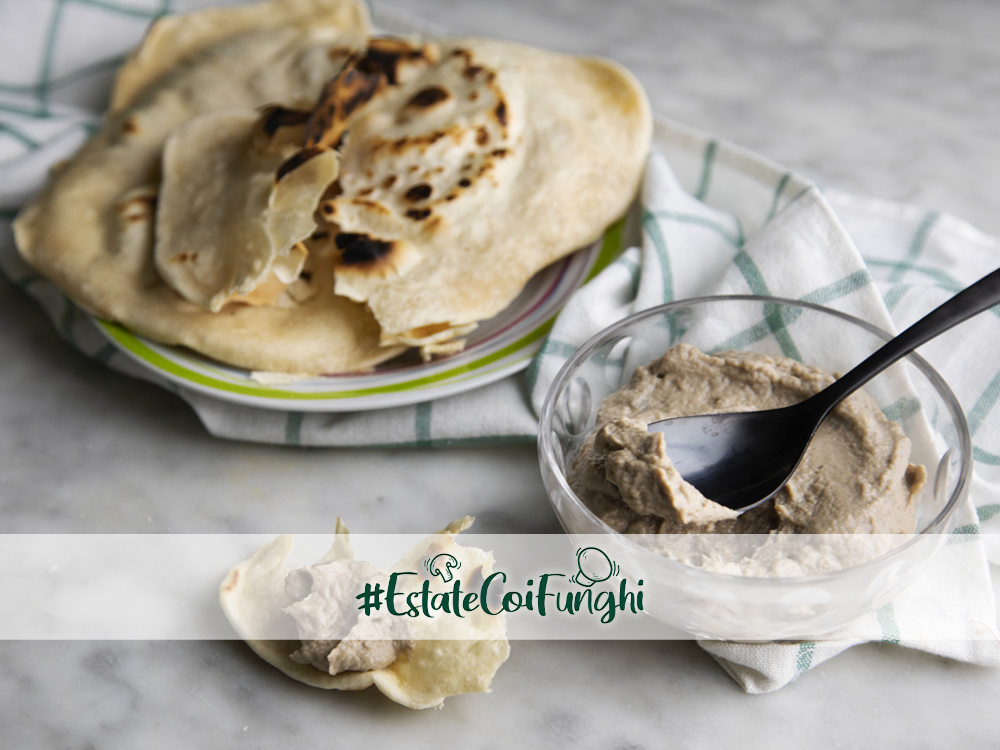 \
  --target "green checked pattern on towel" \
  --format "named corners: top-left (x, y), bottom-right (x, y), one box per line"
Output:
top-left (0, 0), bottom-right (997, 695)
